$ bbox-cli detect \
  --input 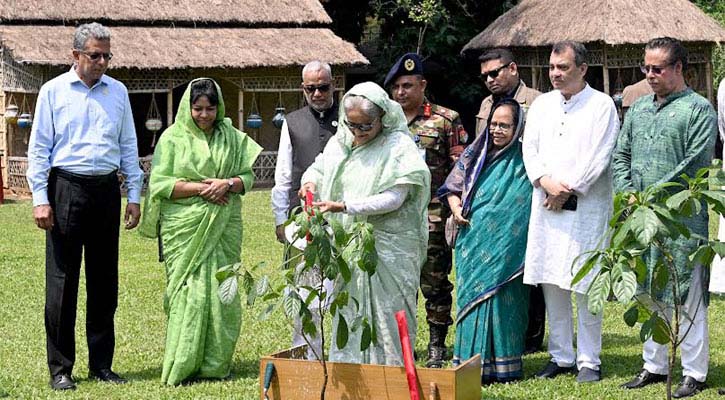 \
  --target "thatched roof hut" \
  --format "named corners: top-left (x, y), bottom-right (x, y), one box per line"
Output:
top-left (0, 0), bottom-right (368, 191)
top-left (462, 0), bottom-right (725, 101)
